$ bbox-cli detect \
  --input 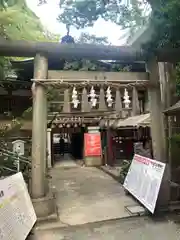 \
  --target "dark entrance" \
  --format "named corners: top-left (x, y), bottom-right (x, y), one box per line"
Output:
top-left (52, 127), bottom-right (85, 163)
top-left (71, 131), bottom-right (84, 160)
